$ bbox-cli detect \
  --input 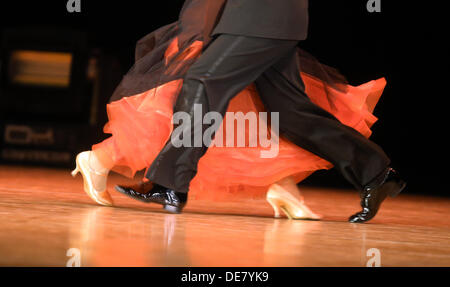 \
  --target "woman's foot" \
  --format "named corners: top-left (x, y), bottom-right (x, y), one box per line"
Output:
top-left (72, 151), bottom-right (114, 206)
top-left (266, 177), bottom-right (322, 220)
